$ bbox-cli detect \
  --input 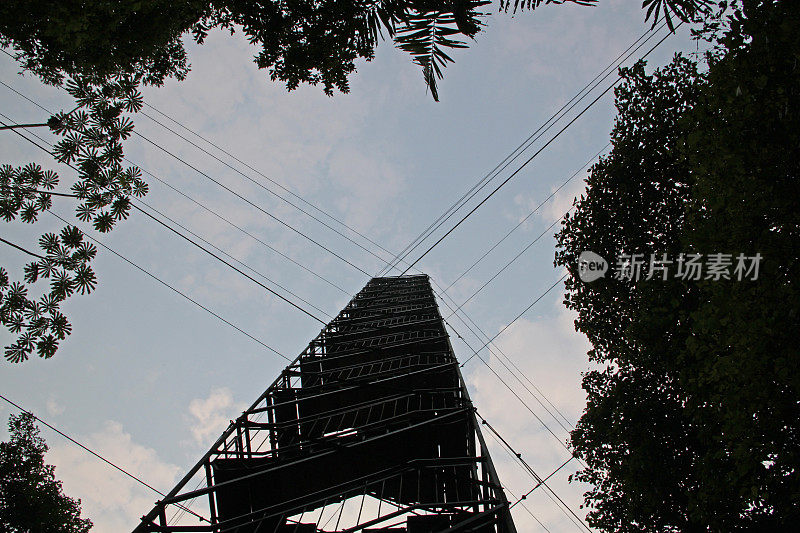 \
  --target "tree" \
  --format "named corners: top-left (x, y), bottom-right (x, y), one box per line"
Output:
top-left (0, 412), bottom-right (92, 532)
top-left (554, 0), bottom-right (800, 529)
top-left (555, 55), bottom-right (705, 532)
top-left (0, 0), bottom-right (205, 87)
top-left (676, 0), bottom-right (800, 526)
top-left (0, 0), bottom-right (721, 363)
